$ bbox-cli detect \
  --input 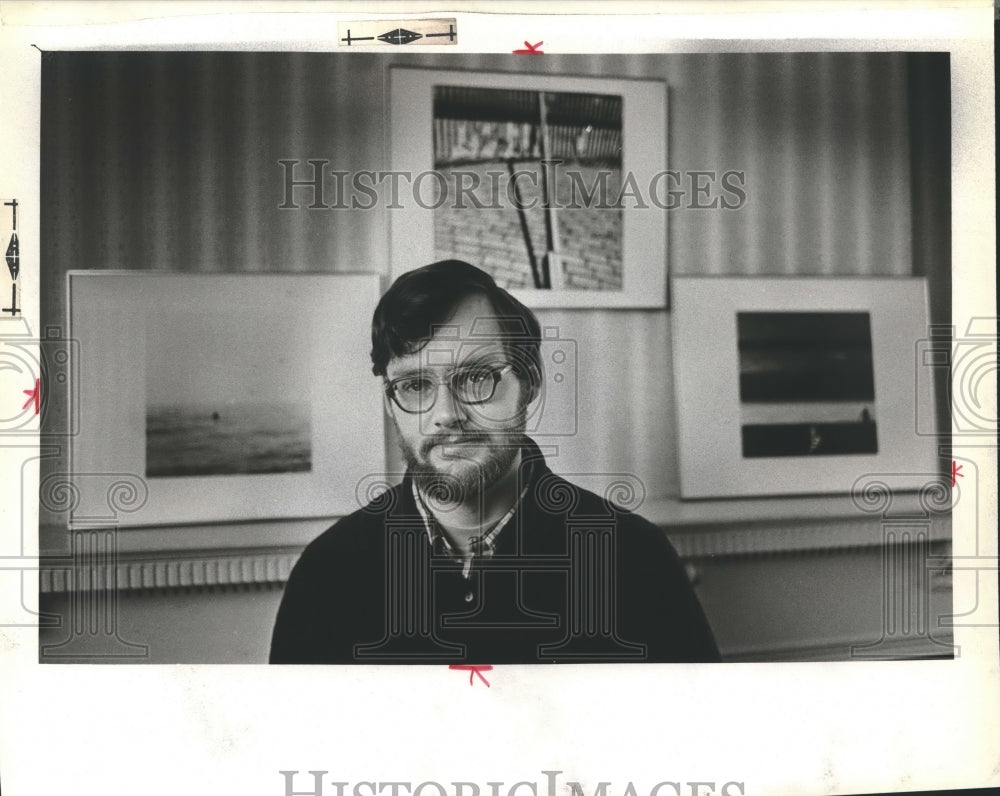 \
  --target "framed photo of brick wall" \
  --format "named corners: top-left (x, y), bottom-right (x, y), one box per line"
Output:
top-left (389, 67), bottom-right (668, 308)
